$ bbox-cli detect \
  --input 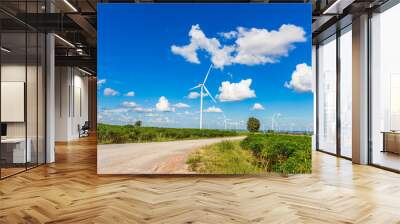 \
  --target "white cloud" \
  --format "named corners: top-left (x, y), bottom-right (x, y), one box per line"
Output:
top-left (184, 111), bottom-right (193, 115)
top-left (171, 42), bottom-right (199, 64)
top-left (146, 116), bottom-right (174, 125)
top-left (219, 31), bottom-right (237, 39)
top-left (217, 79), bottom-right (256, 102)
top-left (97, 79), bottom-right (106, 87)
top-left (187, 91), bottom-right (200, 99)
top-left (174, 103), bottom-right (190, 108)
top-left (187, 91), bottom-right (208, 99)
top-left (171, 24), bottom-right (234, 69)
top-left (134, 107), bottom-right (153, 113)
top-left (252, 103), bottom-right (265, 110)
top-left (156, 96), bottom-right (174, 112)
top-left (284, 63), bottom-right (313, 93)
top-left (233, 25), bottom-right (306, 65)
top-left (124, 91), bottom-right (135, 97)
top-left (104, 88), bottom-right (119, 96)
top-left (204, 106), bottom-right (222, 113)
top-left (102, 108), bottom-right (129, 114)
top-left (171, 24), bottom-right (306, 68)
top-left (121, 101), bottom-right (137, 108)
